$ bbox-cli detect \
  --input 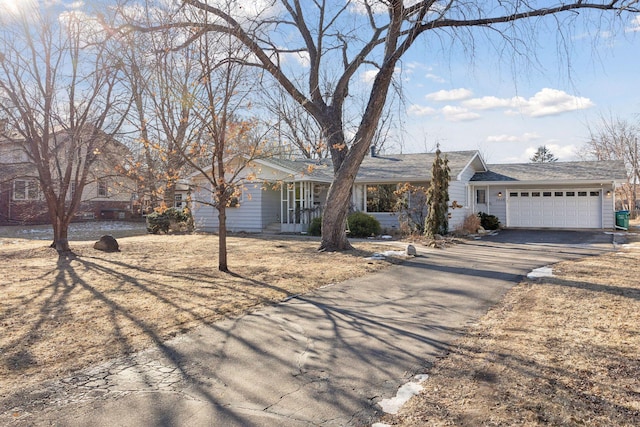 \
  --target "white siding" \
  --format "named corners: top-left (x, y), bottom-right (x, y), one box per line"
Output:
top-left (367, 212), bottom-right (400, 232)
top-left (603, 186), bottom-right (616, 228)
top-left (448, 180), bottom-right (469, 231)
top-left (192, 183), bottom-right (264, 233)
